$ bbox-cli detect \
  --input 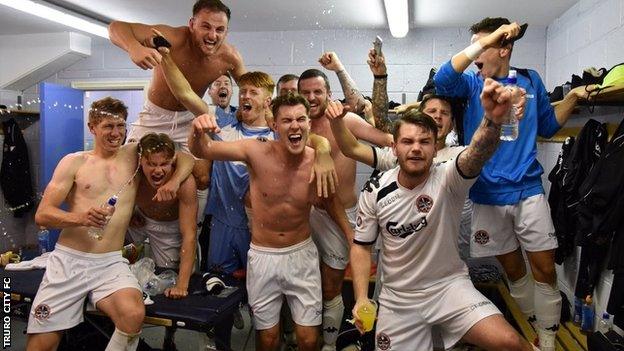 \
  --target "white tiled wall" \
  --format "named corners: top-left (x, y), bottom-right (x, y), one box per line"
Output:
top-left (544, 0), bottom-right (624, 329)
